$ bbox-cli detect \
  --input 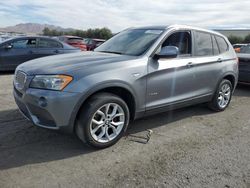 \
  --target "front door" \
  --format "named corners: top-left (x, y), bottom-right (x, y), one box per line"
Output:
top-left (146, 31), bottom-right (197, 111)
top-left (0, 38), bottom-right (37, 70)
